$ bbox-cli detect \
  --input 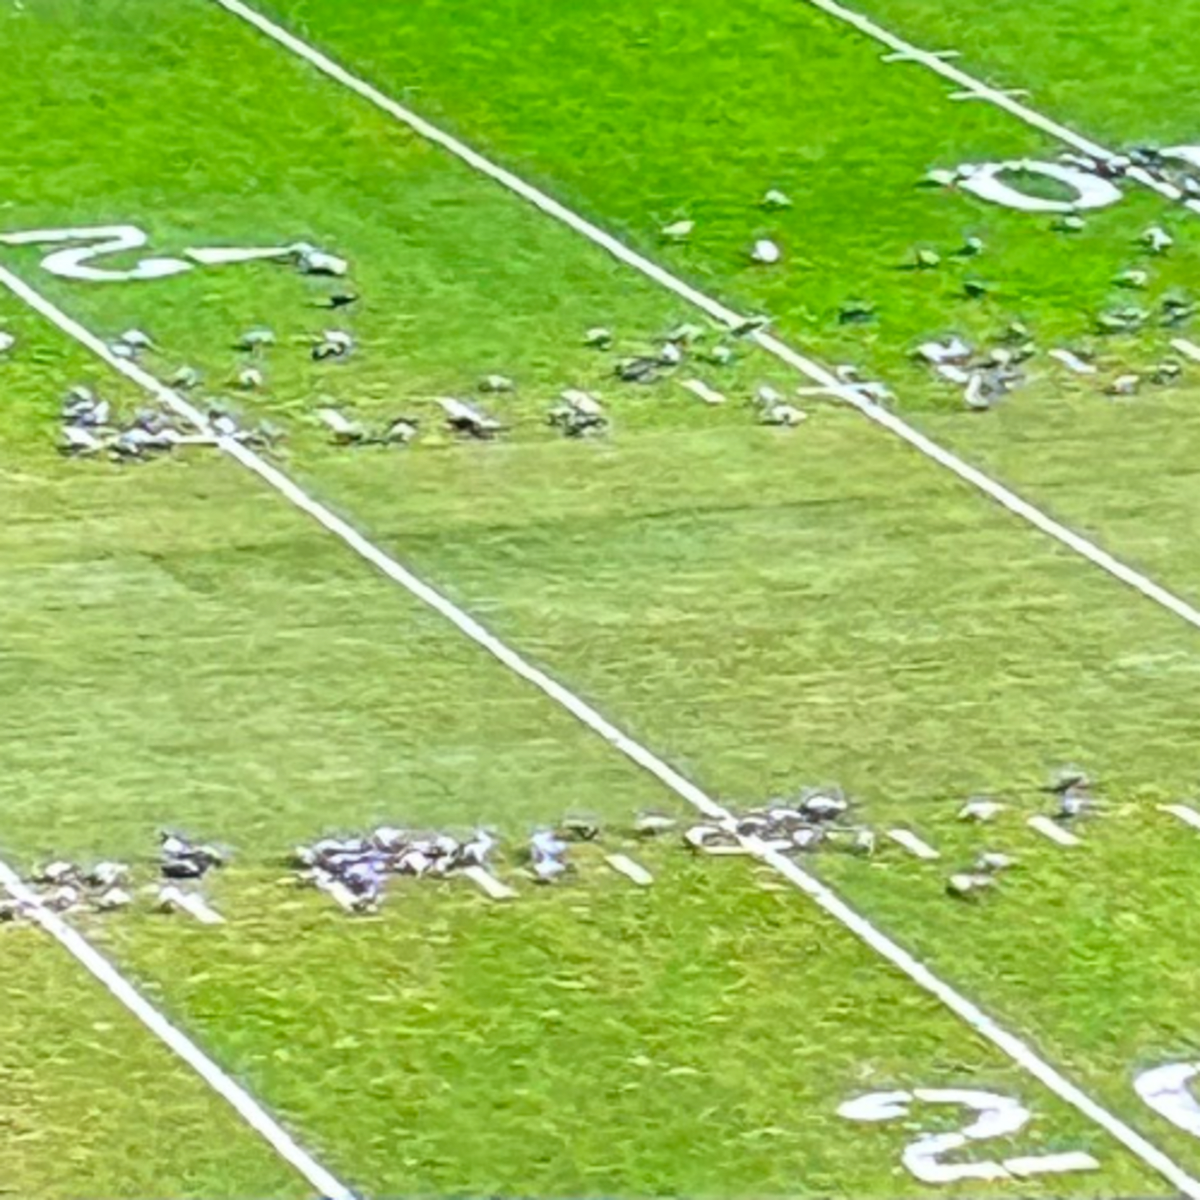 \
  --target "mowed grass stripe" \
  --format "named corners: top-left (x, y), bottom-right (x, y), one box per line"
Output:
top-left (0, 930), bottom-right (311, 1200)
